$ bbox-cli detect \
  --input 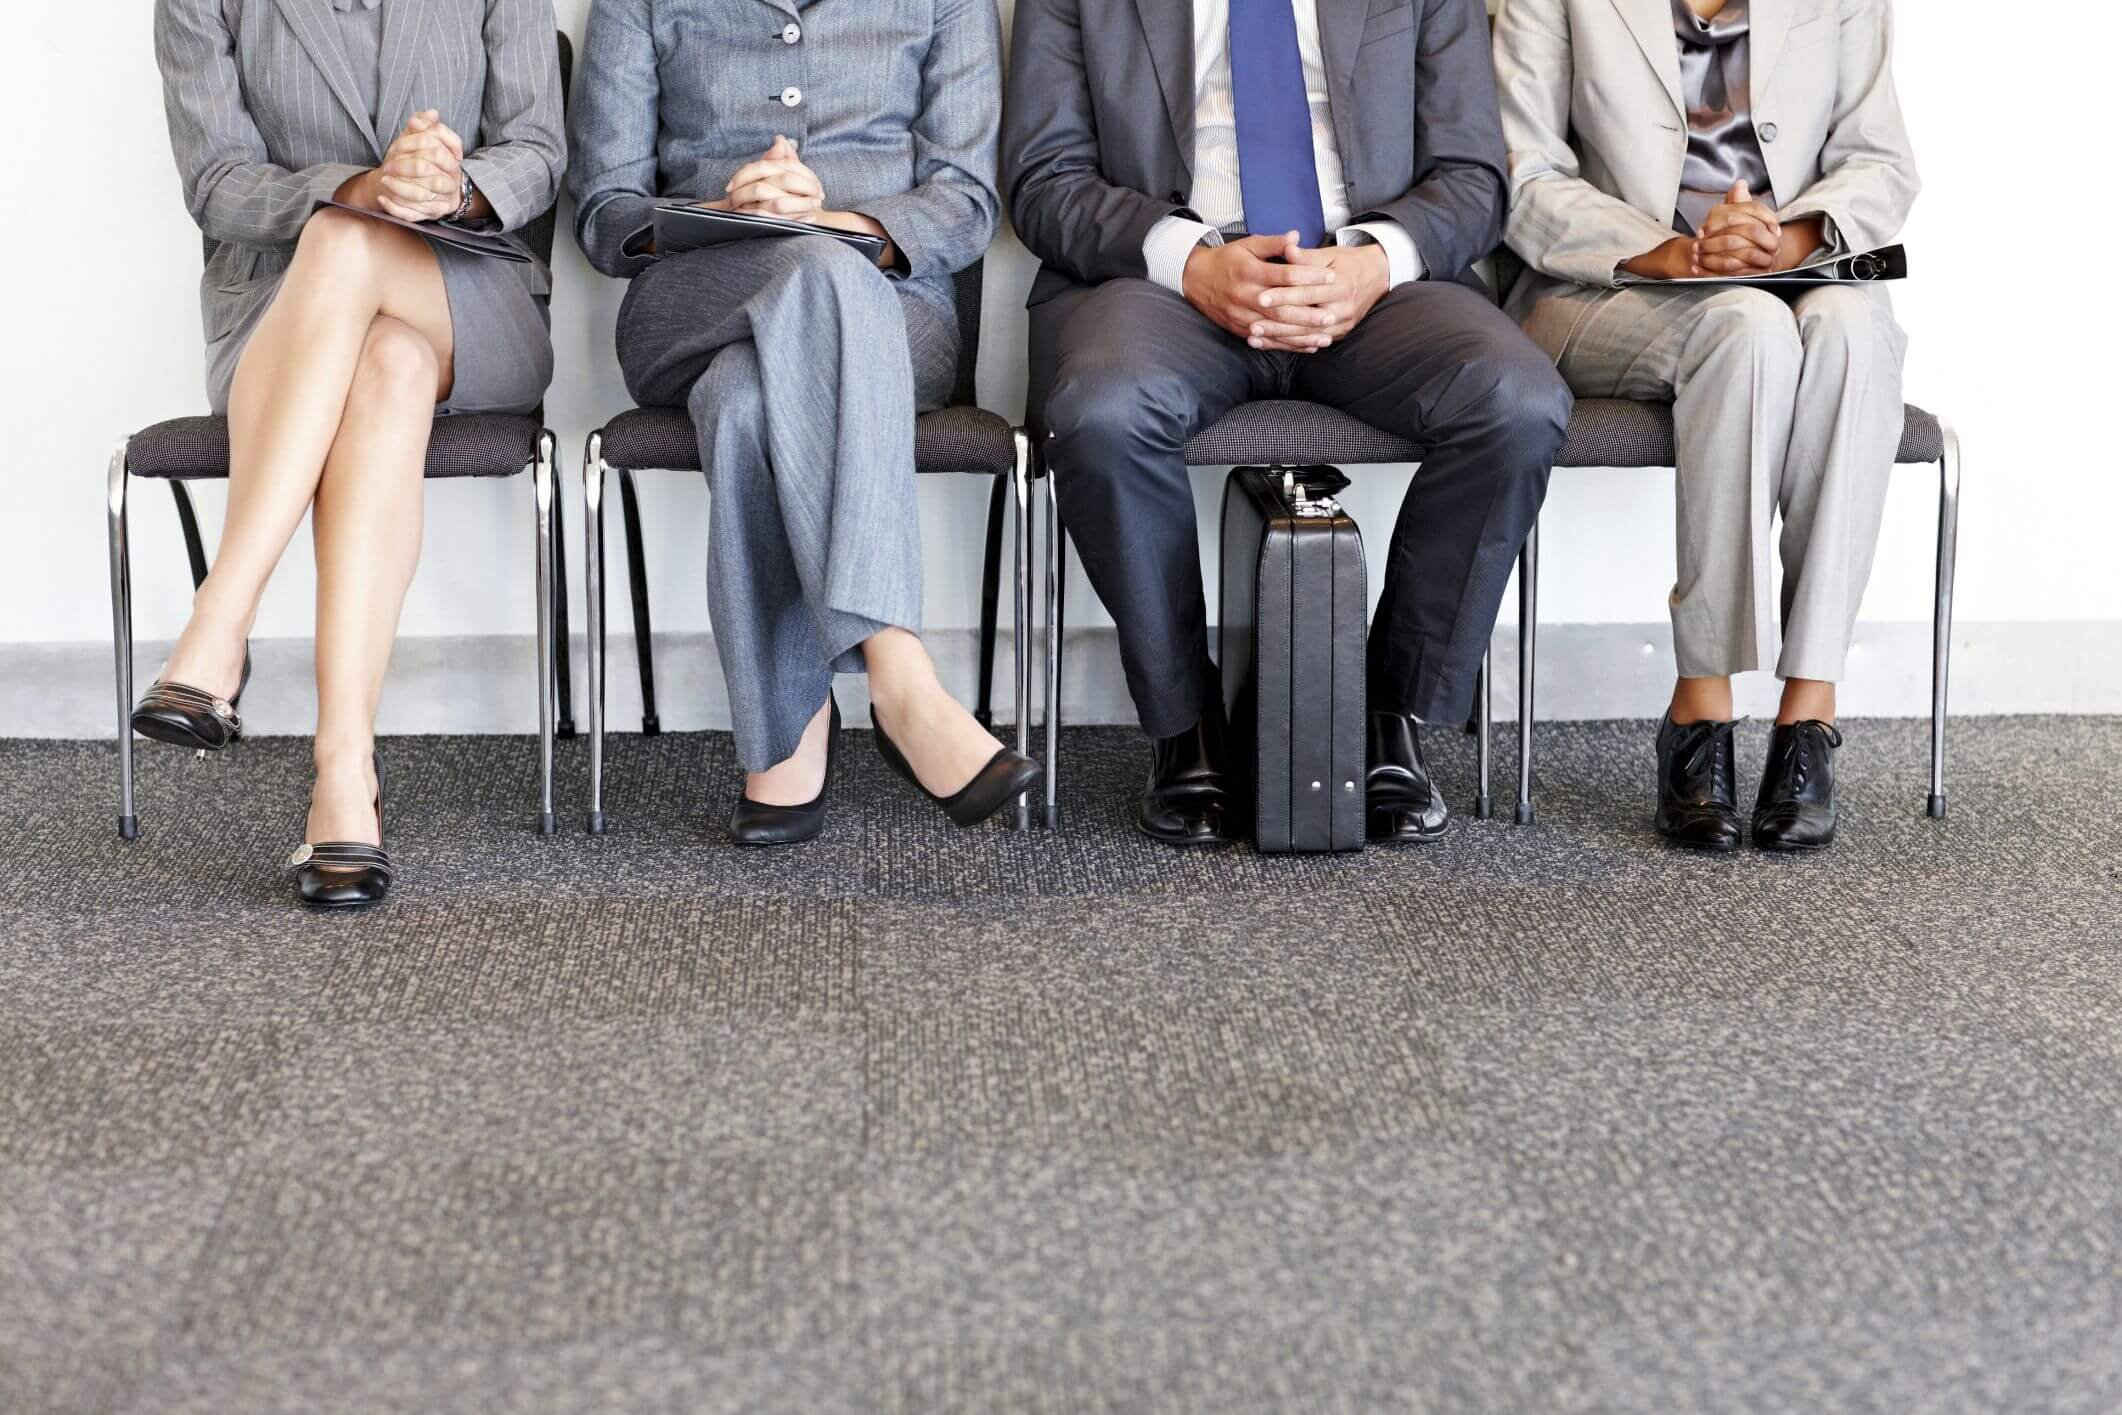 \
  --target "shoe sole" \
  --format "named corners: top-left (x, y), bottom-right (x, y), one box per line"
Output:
top-left (131, 716), bottom-right (232, 753)
top-left (1754, 838), bottom-right (1835, 854)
